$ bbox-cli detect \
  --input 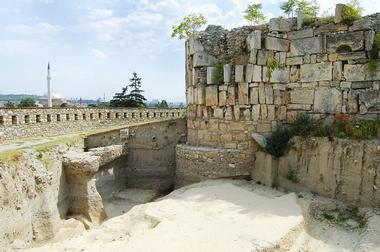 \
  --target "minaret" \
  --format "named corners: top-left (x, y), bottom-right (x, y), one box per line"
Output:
top-left (47, 62), bottom-right (52, 108)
